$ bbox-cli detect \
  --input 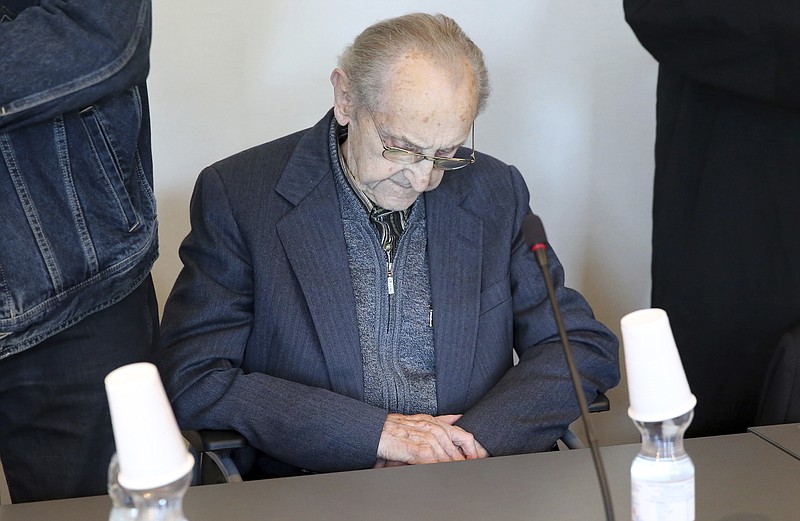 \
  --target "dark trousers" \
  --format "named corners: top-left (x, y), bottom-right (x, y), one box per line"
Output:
top-left (0, 276), bottom-right (158, 503)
